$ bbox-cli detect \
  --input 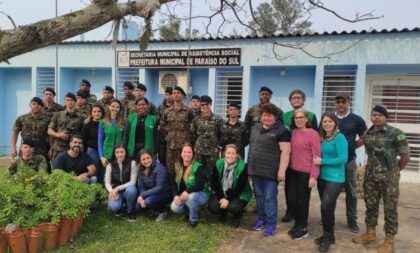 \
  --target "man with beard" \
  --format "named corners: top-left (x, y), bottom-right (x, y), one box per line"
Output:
top-left (53, 135), bottom-right (97, 183)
